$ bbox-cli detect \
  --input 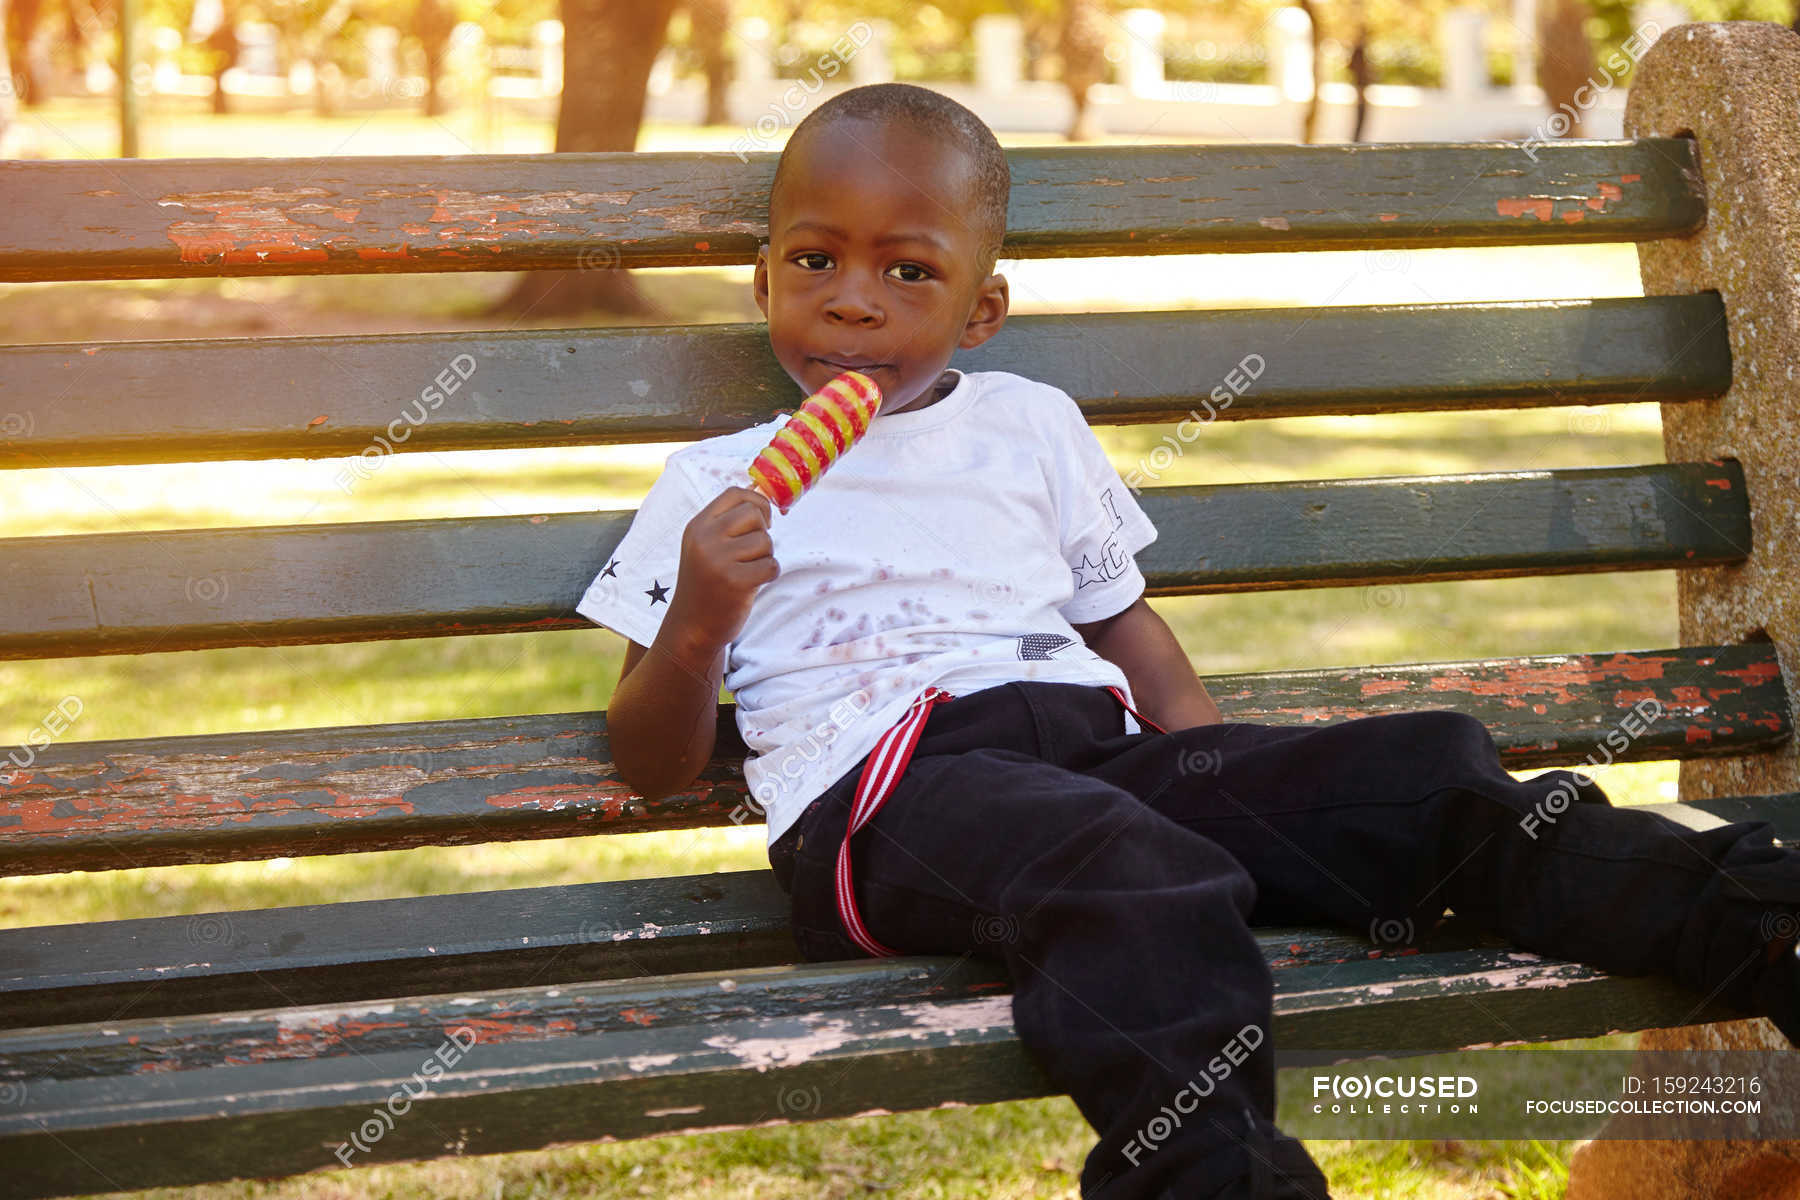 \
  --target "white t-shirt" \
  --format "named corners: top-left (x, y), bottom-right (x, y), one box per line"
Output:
top-left (575, 368), bottom-right (1160, 848)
